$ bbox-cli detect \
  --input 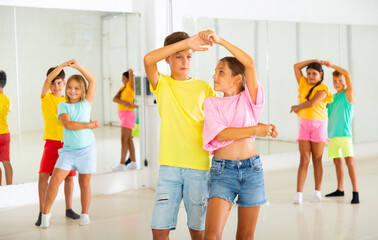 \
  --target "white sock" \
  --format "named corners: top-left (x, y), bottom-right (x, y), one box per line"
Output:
top-left (311, 190), bottom-right (322, 202)
top-left (79, 214), bottom-right (90, 226)
top-left (40, 213), bottom-right (51, 229)
top-left (293, 192), bottom-right (303, 204)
